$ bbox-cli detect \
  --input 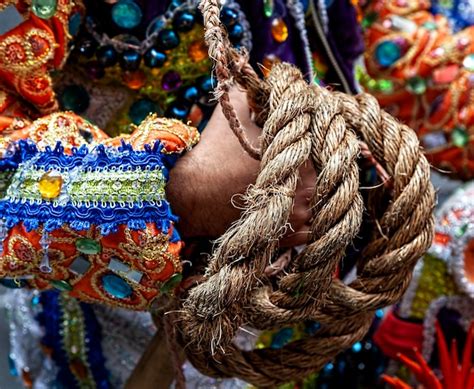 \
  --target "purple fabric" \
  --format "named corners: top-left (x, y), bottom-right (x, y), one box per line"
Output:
top-left (326, 0), bottom-right (365, 93)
